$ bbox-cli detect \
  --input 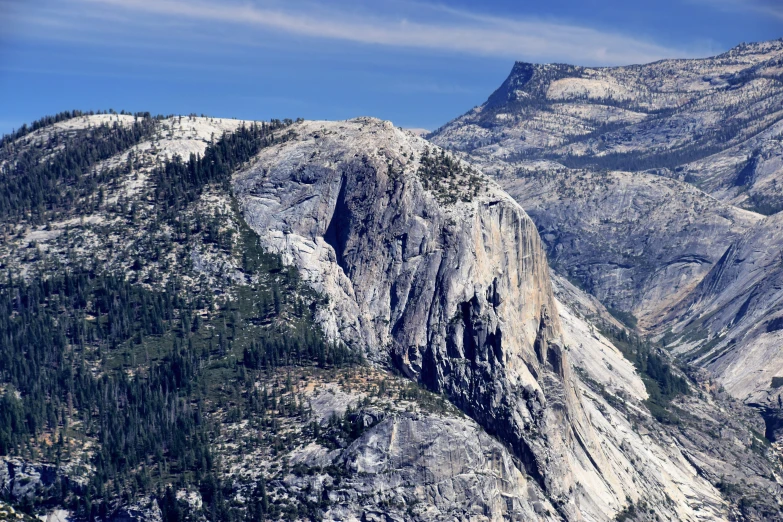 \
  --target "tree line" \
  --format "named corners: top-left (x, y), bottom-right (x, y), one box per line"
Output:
top-left (0, 113), bottom-right (363, 520)
top-left (602, 325), bottom-right (689, 423)
top-left (152, 121), bottom-right (294, 219)
top-left (0, 116), bottom-right (157, 223)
